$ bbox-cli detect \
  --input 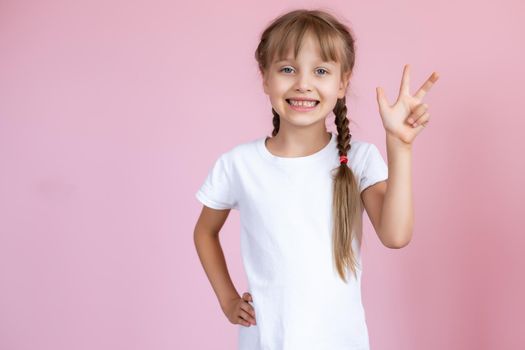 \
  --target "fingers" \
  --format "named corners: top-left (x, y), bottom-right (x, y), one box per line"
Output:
top-left (237, 314), bottom-right (252, 327)
top-left (240, 299), bottom-right (256, 318)
top-left (376, 86), bottom-right (389, 111)
top-left (242, 292), bottom-right (253, 302)
top-left (407, 111), bottom-right (430, 128)
top-left (399, 64), bottom-right (410, 96)
top-left (414, 71), bottom-right (439, 100)
top-left (238, 307), bottom-right (257, 326)
top-left (412, 112), bottom-right (430, 128)
top-left (406, 103), bottom-right (429, 127)
top-left (238, 292), bottom-right (256, 327)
